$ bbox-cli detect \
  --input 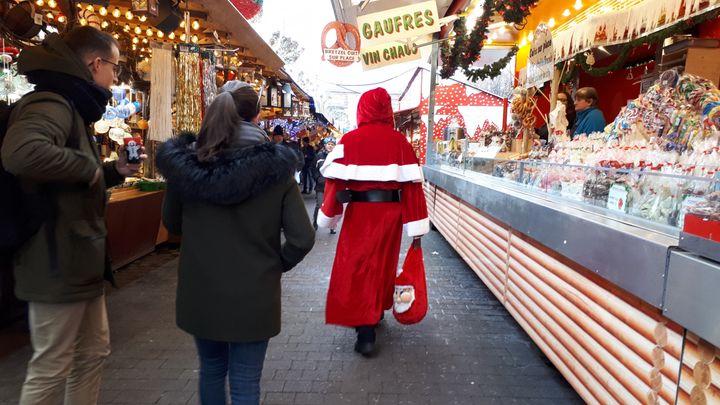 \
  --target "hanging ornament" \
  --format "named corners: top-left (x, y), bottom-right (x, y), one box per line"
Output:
top-left (585, 51), bottom-right (595, 67)
top-left (230, 0), bottom-right (263, 20)
top-left (175, 48), bottom-right (202, 132)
